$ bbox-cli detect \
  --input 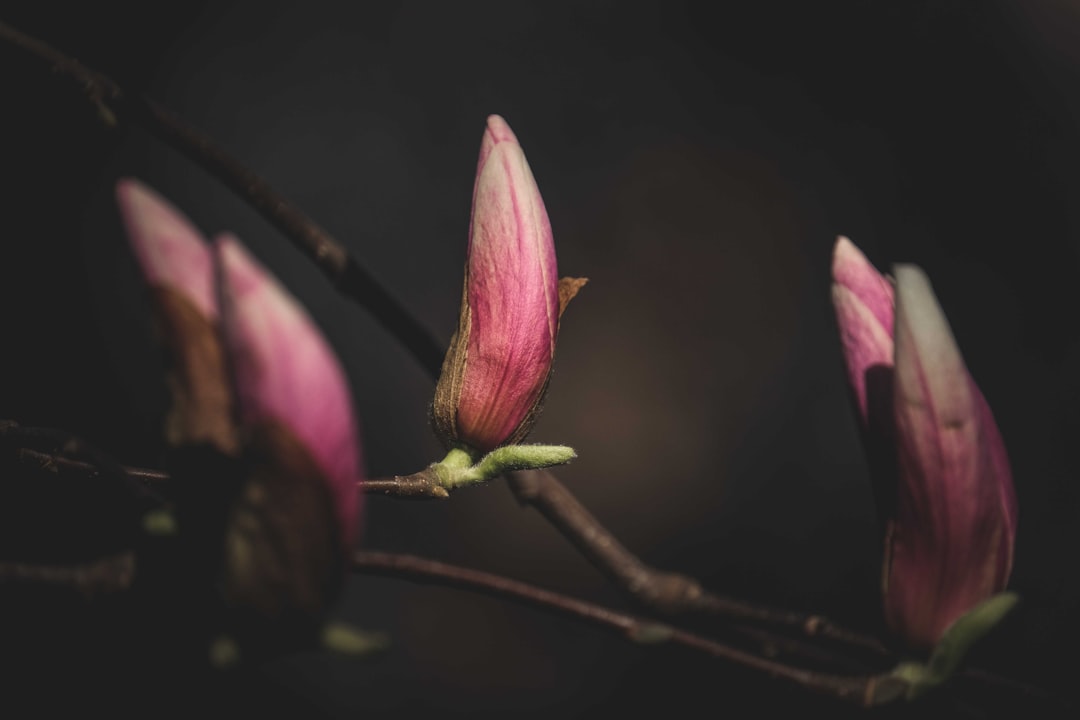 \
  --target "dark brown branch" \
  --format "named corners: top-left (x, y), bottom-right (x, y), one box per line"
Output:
top-left (14, 447), bottom-right (169, 485)
top-left (1, 419), bottom-right (166, 506)
top-left (0, 19), bottom-right (445, 379)
top-left (507, 470), bottom-right (888, 656)
top-left (0, 552), bottom-right (135, 598)
top-left (3, 417), bottom-right (883, 654)
top-left (0, 424), bottom-right (1057, 707)
top-left (359, 467), bottom-right (448, 498)
top-left (3, 430), bottom-right (445, 498)
top-left (352, 550), bottom-right (907, 707)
